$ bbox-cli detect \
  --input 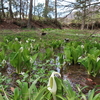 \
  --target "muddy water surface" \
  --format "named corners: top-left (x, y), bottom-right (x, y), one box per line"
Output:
top-left (62, 64), bottom-right (100, 94)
